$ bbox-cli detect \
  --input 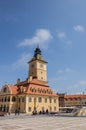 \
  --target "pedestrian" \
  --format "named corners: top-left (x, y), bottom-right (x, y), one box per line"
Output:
top-left (15, 109), bottom-right (17, 115)
top-left (17, 109), bottom-right (20, 115)
top-left (46, 109), bottom-right (48, 114)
